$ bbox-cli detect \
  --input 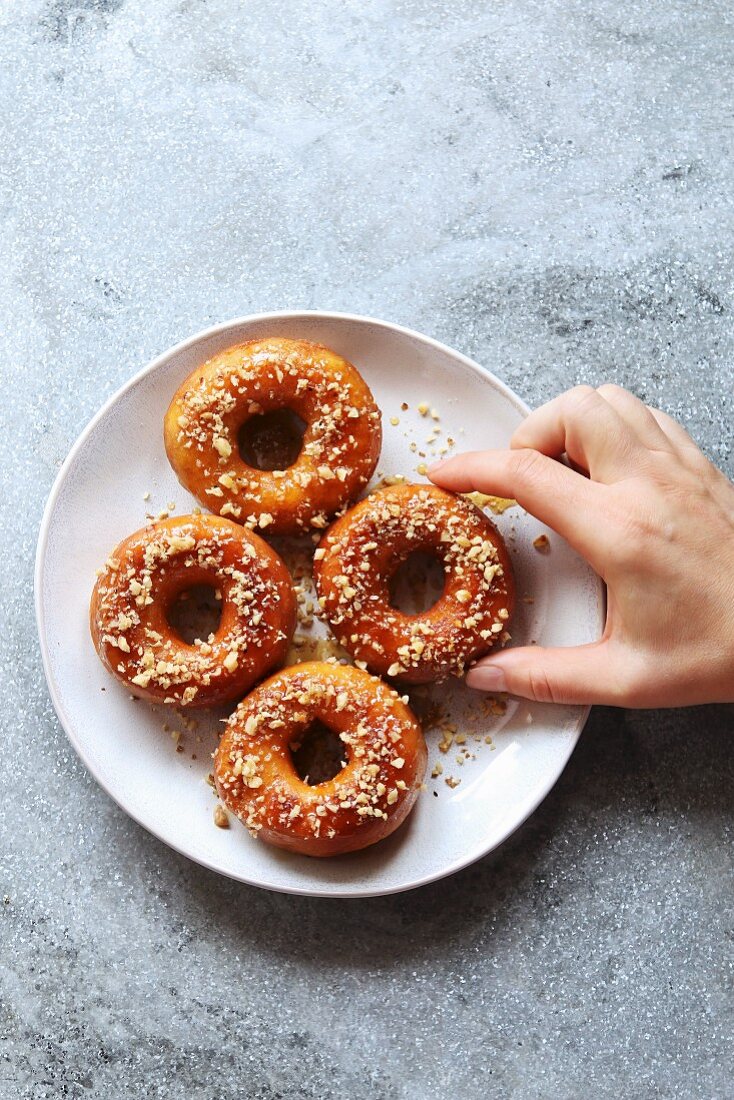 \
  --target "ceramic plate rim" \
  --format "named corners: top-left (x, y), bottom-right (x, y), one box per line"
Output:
top-left (35, 310), bottom-right (602, 898)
